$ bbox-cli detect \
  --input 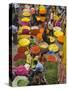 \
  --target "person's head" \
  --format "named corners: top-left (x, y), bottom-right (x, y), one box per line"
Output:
top-left (30, 36), bottom-right (34, 39)
top-left (58, 50), bottom-right (63, 58)
top-left (51, 19), bottom-right (54, 23)
top-left (33, 60), bottom-right (38, 65)
top-left (31, 53), bottom-right (35, 58)
top-left (32, 4), bottom-right (34, 8)
top-left (44, 29), bottom-right (47, 34)
top-left (41, 53), bottom-right (44, 57)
